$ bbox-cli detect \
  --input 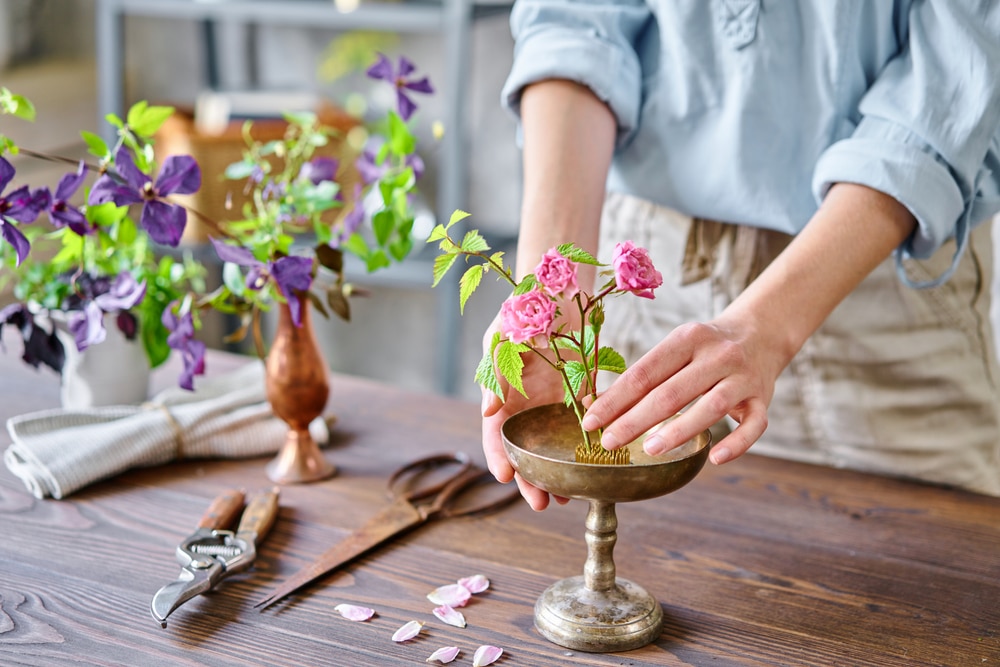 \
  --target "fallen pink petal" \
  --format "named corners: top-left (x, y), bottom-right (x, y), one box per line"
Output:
top-left (432, 605), bottom-right (467, 628)
top-left (458, 574), bottom-right (490, 594)
top-left (333, 603), bottom-right (375, 622)
top-left (427, 583), bottom-right (472, 608)
top-left (391, 620), bottom-right (424, 642)
top-left (473, 644), bottom-right (503, 667)
top-left (425, 646), bottom-right (461, 664)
